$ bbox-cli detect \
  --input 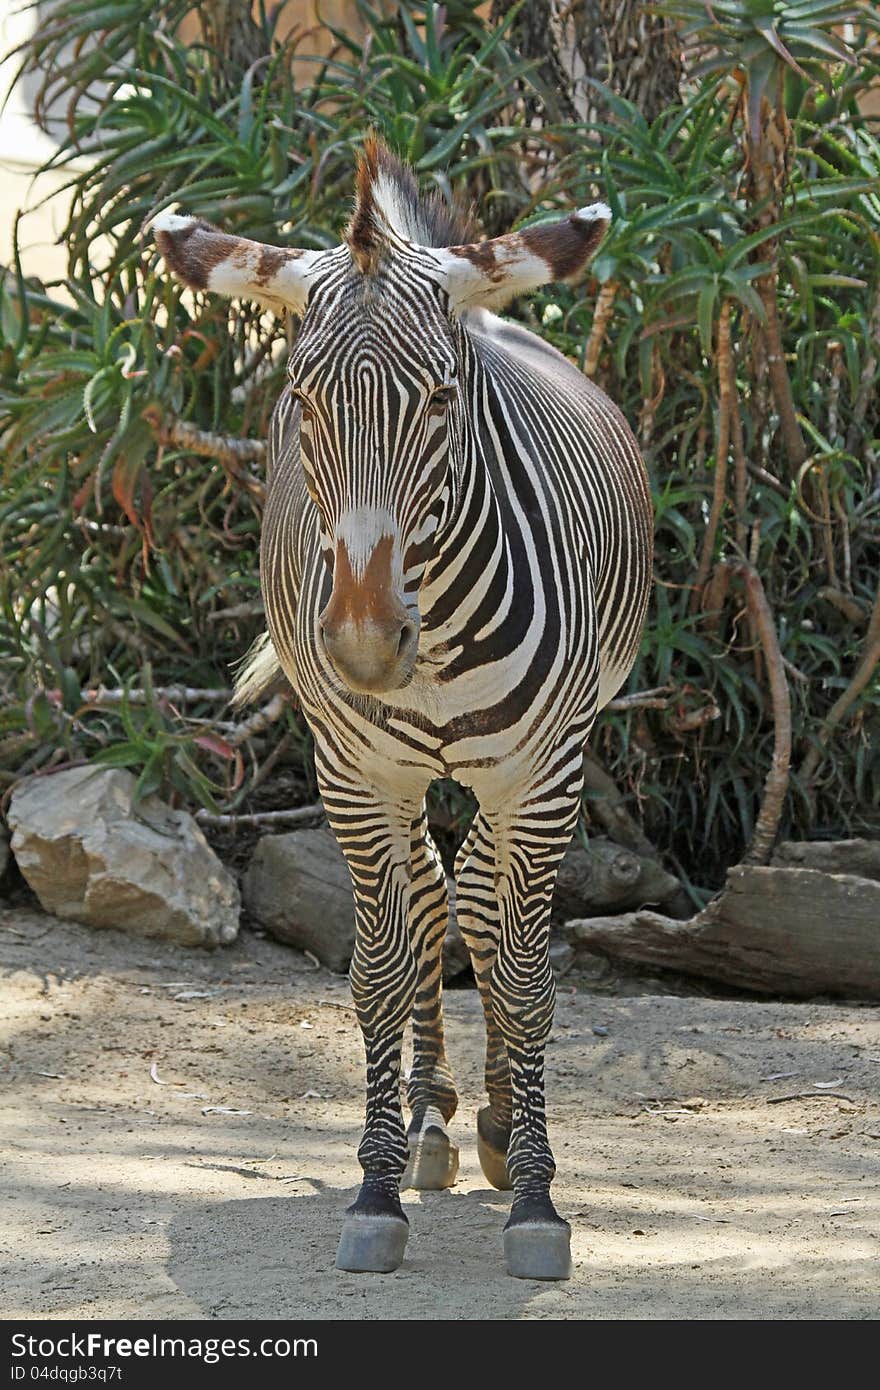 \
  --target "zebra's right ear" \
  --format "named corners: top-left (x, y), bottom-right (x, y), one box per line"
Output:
top-left (151, 212), bottom-right (323, 316)
top-left (432, 204), bottom-right (611, 313)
